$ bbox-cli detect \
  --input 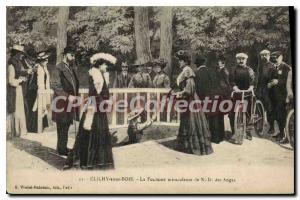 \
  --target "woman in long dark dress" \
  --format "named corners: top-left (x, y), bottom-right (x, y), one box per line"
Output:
top-left (174, 51), bottom-right (213, 155)
top-left (65, 53), bottom-right (116, 170)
